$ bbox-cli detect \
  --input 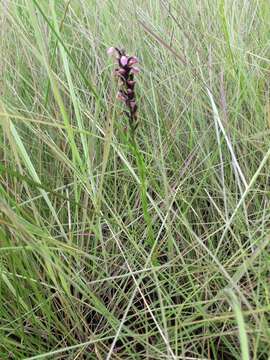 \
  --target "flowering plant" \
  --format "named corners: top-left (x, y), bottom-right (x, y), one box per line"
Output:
top-left (107, 47), bottom-right (139, 129)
